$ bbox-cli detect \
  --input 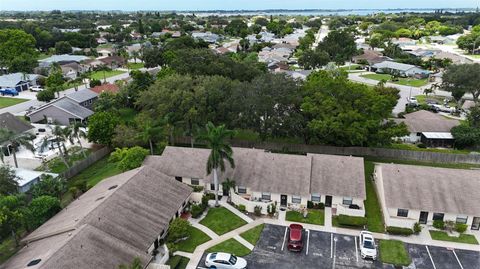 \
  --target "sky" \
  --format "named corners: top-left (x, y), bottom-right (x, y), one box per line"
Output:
top-left (0, 0), bottom-right (477, 11)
